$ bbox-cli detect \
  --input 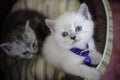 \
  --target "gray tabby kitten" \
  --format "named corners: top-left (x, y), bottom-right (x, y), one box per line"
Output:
top-left (43, 3), bottom-right (102, 80)
top-left (0, 20), bottom-right (37, 58)
top-left (0, 10), bottom-right (50, 59)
